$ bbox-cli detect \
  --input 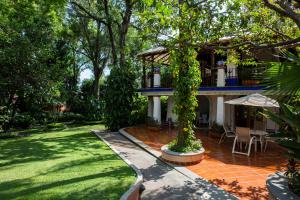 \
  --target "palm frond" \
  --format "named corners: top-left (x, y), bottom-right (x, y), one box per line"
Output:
top-left (263, 51), bottom-right (300, 98)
